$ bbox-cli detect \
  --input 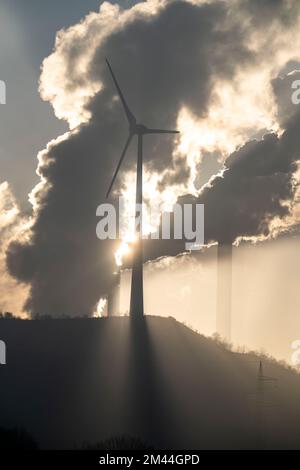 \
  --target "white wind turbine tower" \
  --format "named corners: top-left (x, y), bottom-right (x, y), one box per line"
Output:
top-left (105, 58), bottom-right (179, 318)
